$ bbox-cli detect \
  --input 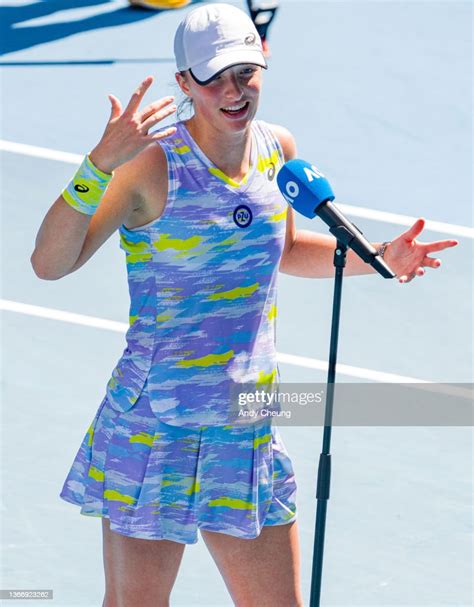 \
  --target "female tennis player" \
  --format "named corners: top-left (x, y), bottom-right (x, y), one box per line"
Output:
top-left (31, 4), bottom-right (458, 606)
